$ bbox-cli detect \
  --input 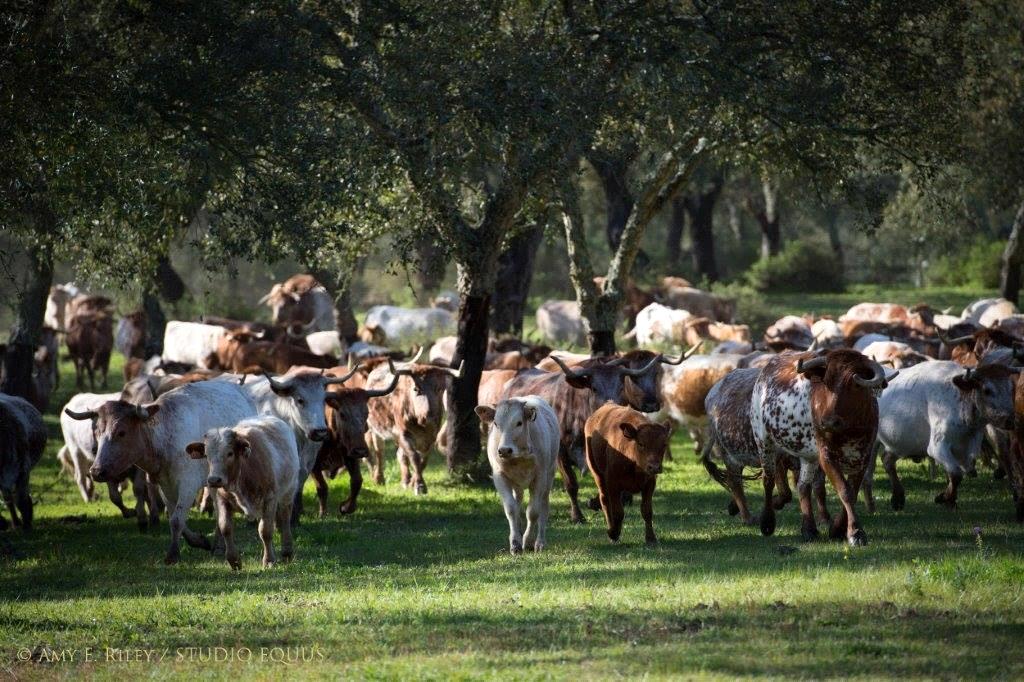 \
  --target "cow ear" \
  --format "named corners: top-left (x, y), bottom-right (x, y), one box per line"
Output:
top-left (953, 375), bottom-right (976, 392)
top-left (186, 442), bottom-right (206, 459)
top-left (524, 405), bottom-right (537, 422)
top-left (564, 375), bottom-right (591, 390)
top-left (475, 405), bottom-right (496, 424)
top-left (234, 437), bottom-right (251, 458)
top-left (325, 394), bottom-right (341, 409)
top-left (619, 423), bottom-right (639, 440)
top-left (142, 404), bottom-right (160, 418)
